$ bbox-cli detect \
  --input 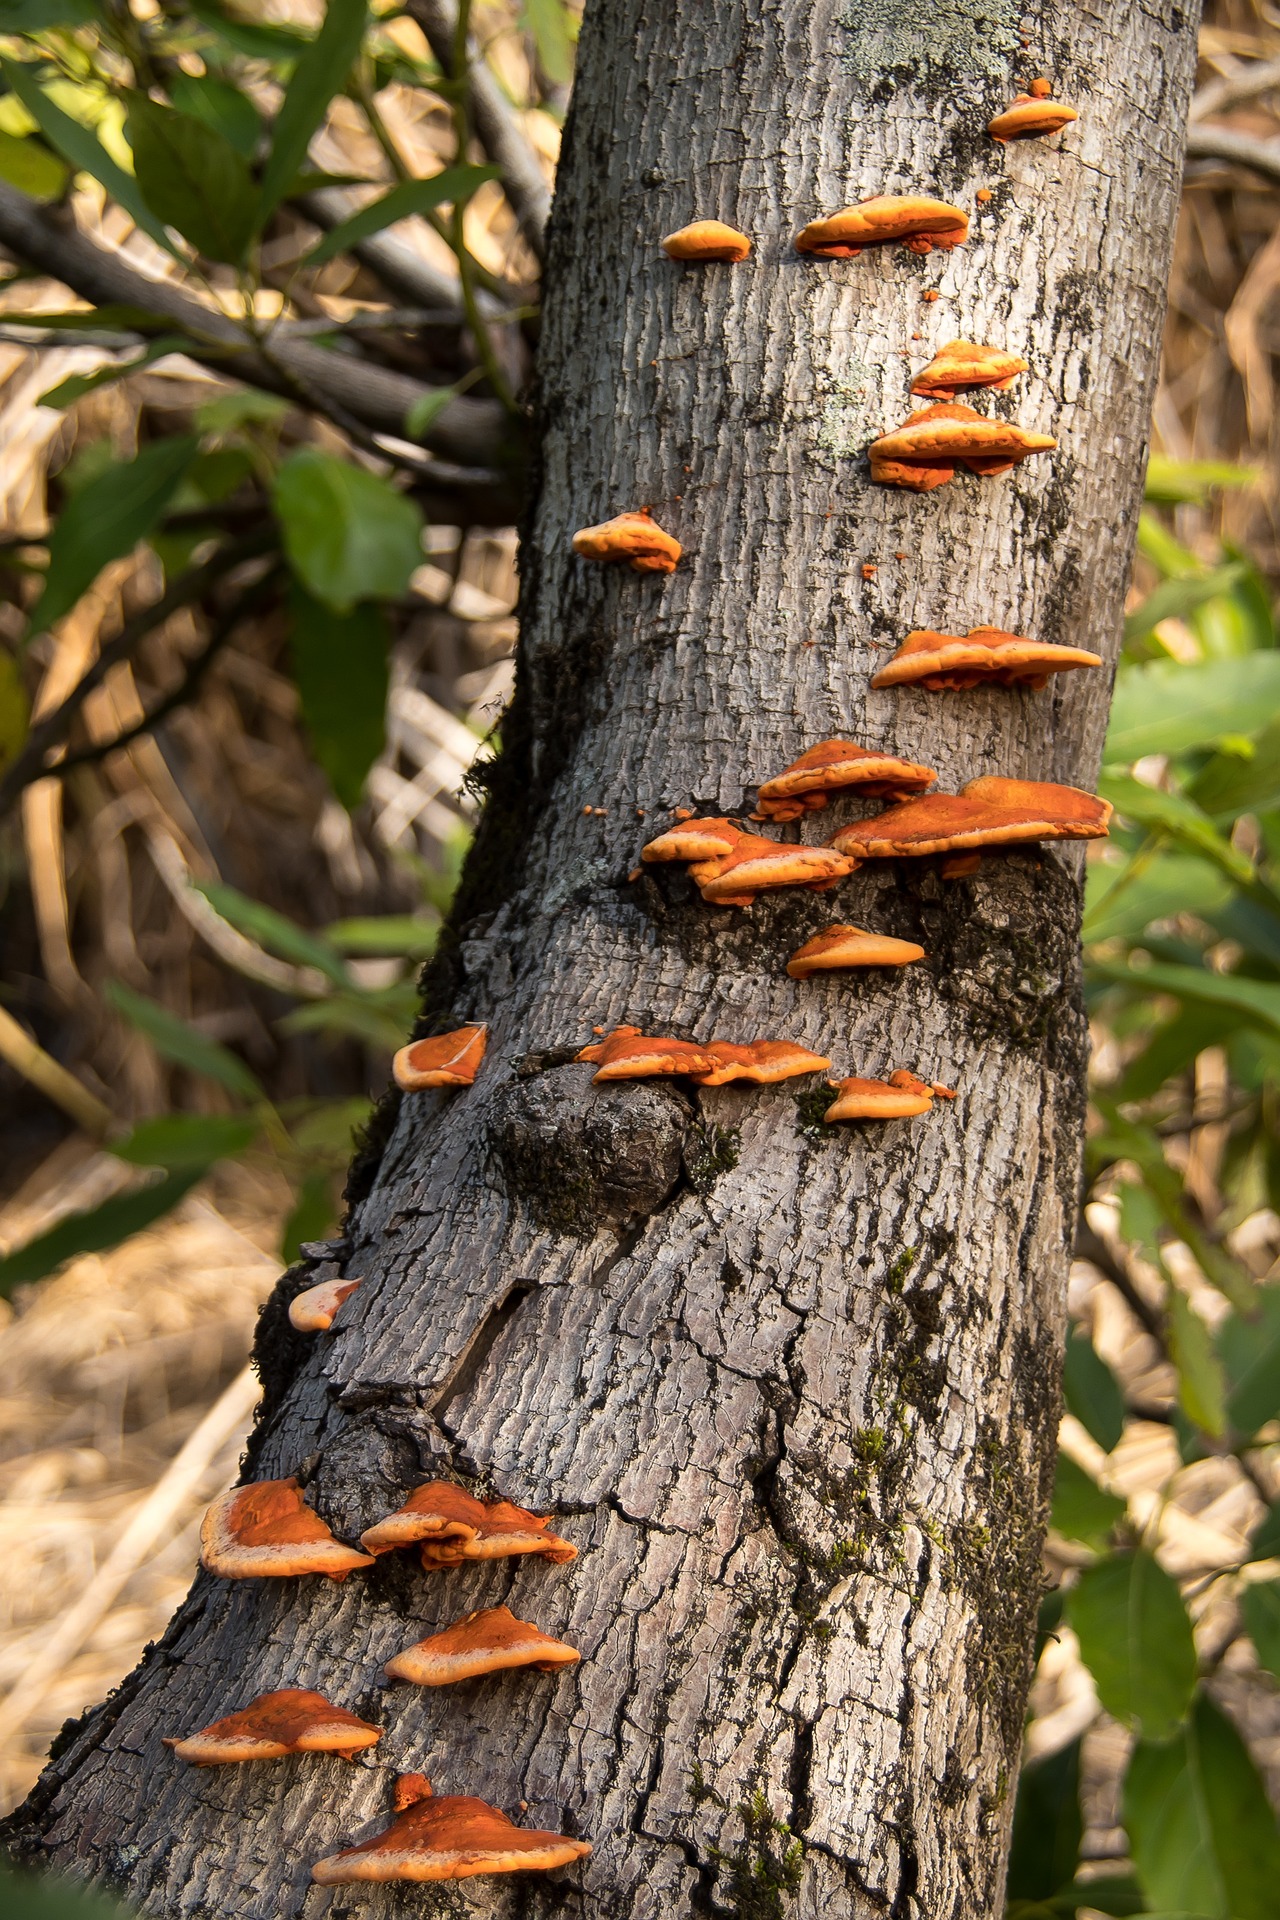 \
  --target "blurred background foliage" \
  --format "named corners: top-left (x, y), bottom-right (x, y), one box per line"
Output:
top-left (0, 0), bottom-right (1277, 1916)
